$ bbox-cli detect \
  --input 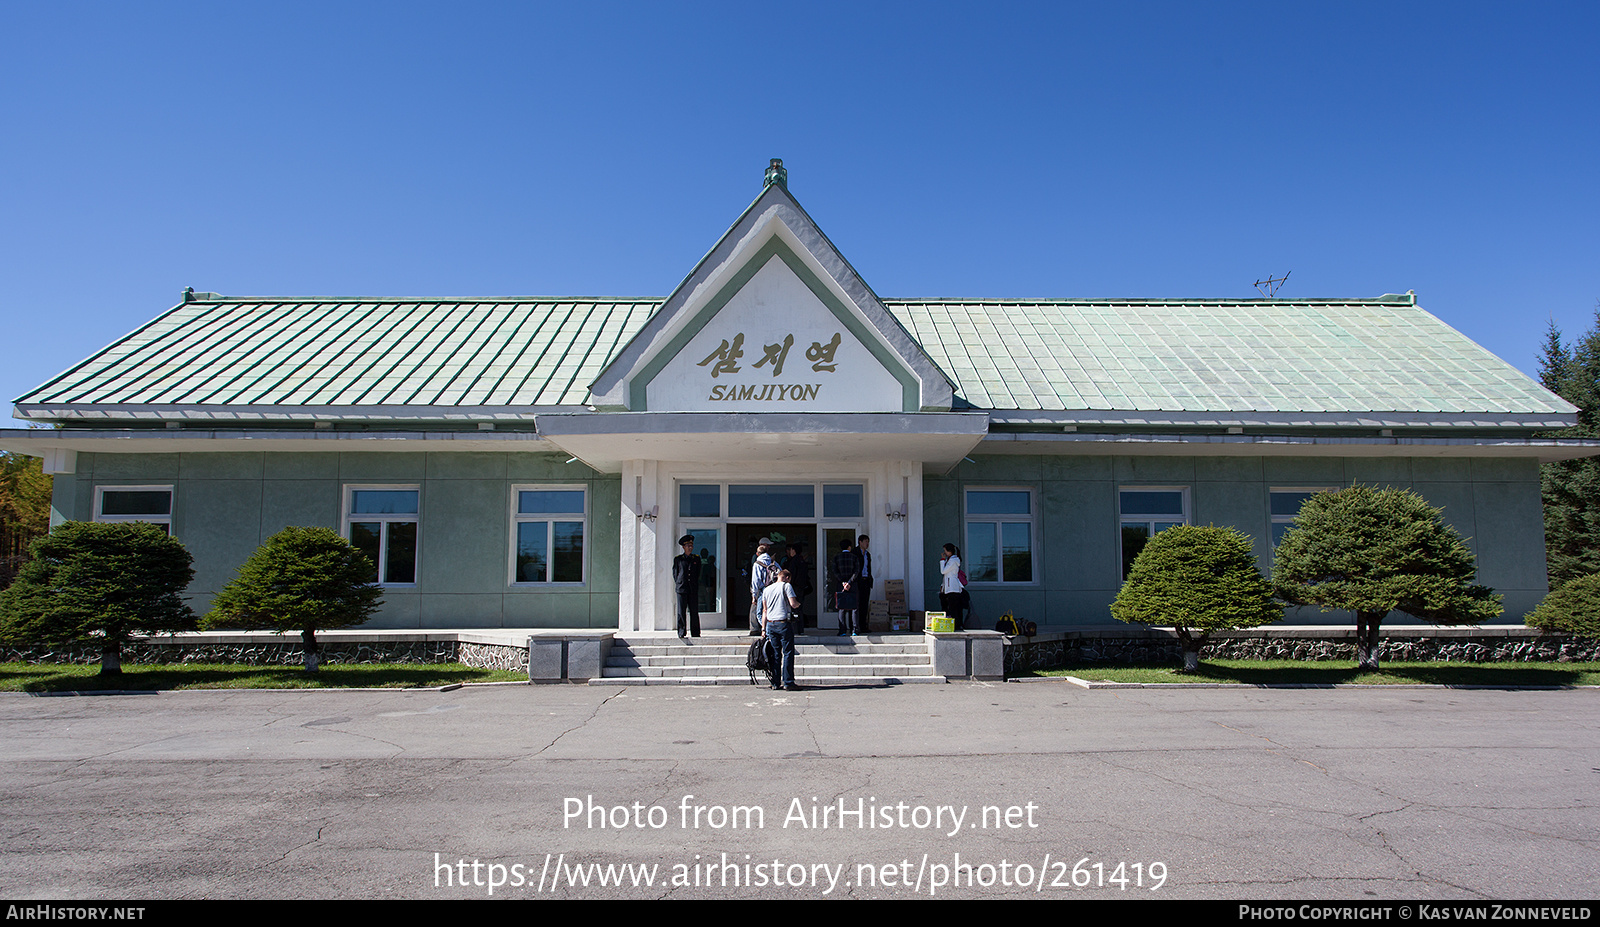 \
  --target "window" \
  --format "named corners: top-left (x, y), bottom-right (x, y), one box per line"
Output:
top-left (727, 484), bottom-right (815, 518)
top-left (1119, 488), bottom-right (1188, 578)
top-left (346, 486), bottom-right (419, 585)
top-left (1270, 488), bottom-right (1337, 546)
top-left (513, 486), bottom-right (586, 584)
top-left (679, 484), bottom-right (721, 518)
top-left (822, 484), bottom-right (863, 518)
top-left (95, 486), bottom-right (173, 533)
top-left (964, 489), bottom-right (1034, 583)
